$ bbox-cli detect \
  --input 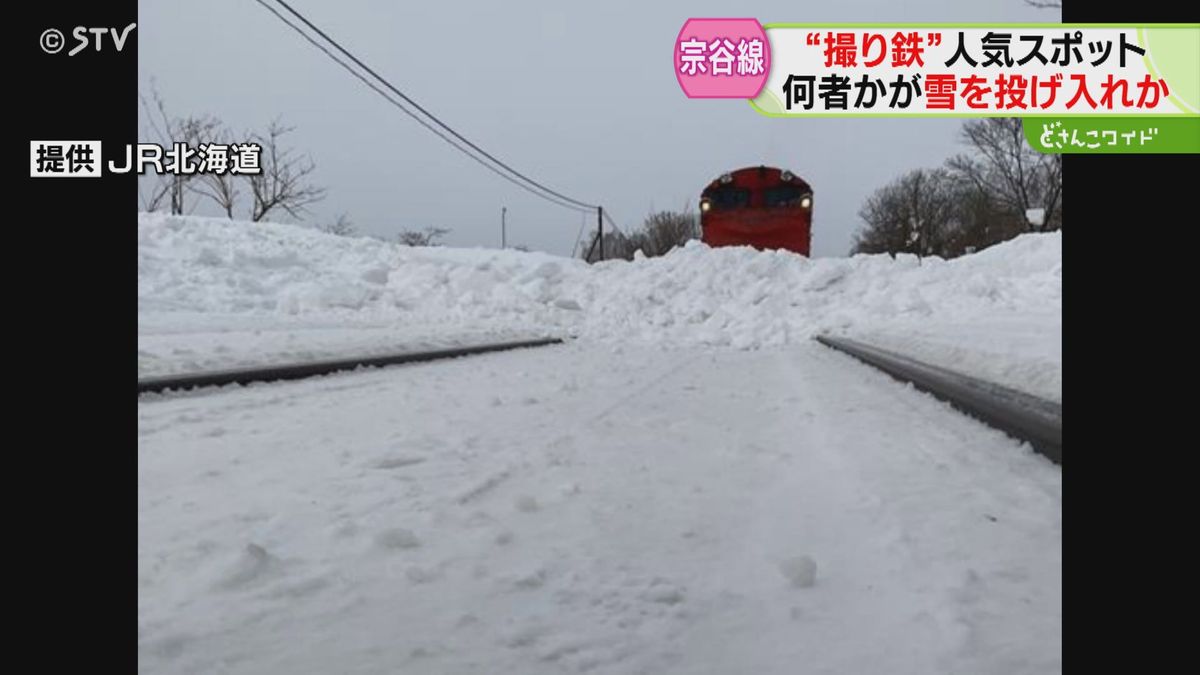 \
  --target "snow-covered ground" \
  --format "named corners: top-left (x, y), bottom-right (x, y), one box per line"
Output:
top-left (138, 313), bottom-right (547, 378)
top-left (138, 213), bottom-right (1062, 673)
top-left (852, 315), bottom-right (1061, 403)
top-left (138, 341), bottom-right (1061, 674)
top-left (138, 213), bottom-right (1061, 399)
